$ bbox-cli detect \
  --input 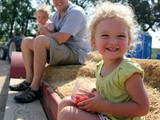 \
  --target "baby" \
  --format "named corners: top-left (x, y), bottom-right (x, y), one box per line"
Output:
top-left (35, 4), bottom-right (54, 36)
